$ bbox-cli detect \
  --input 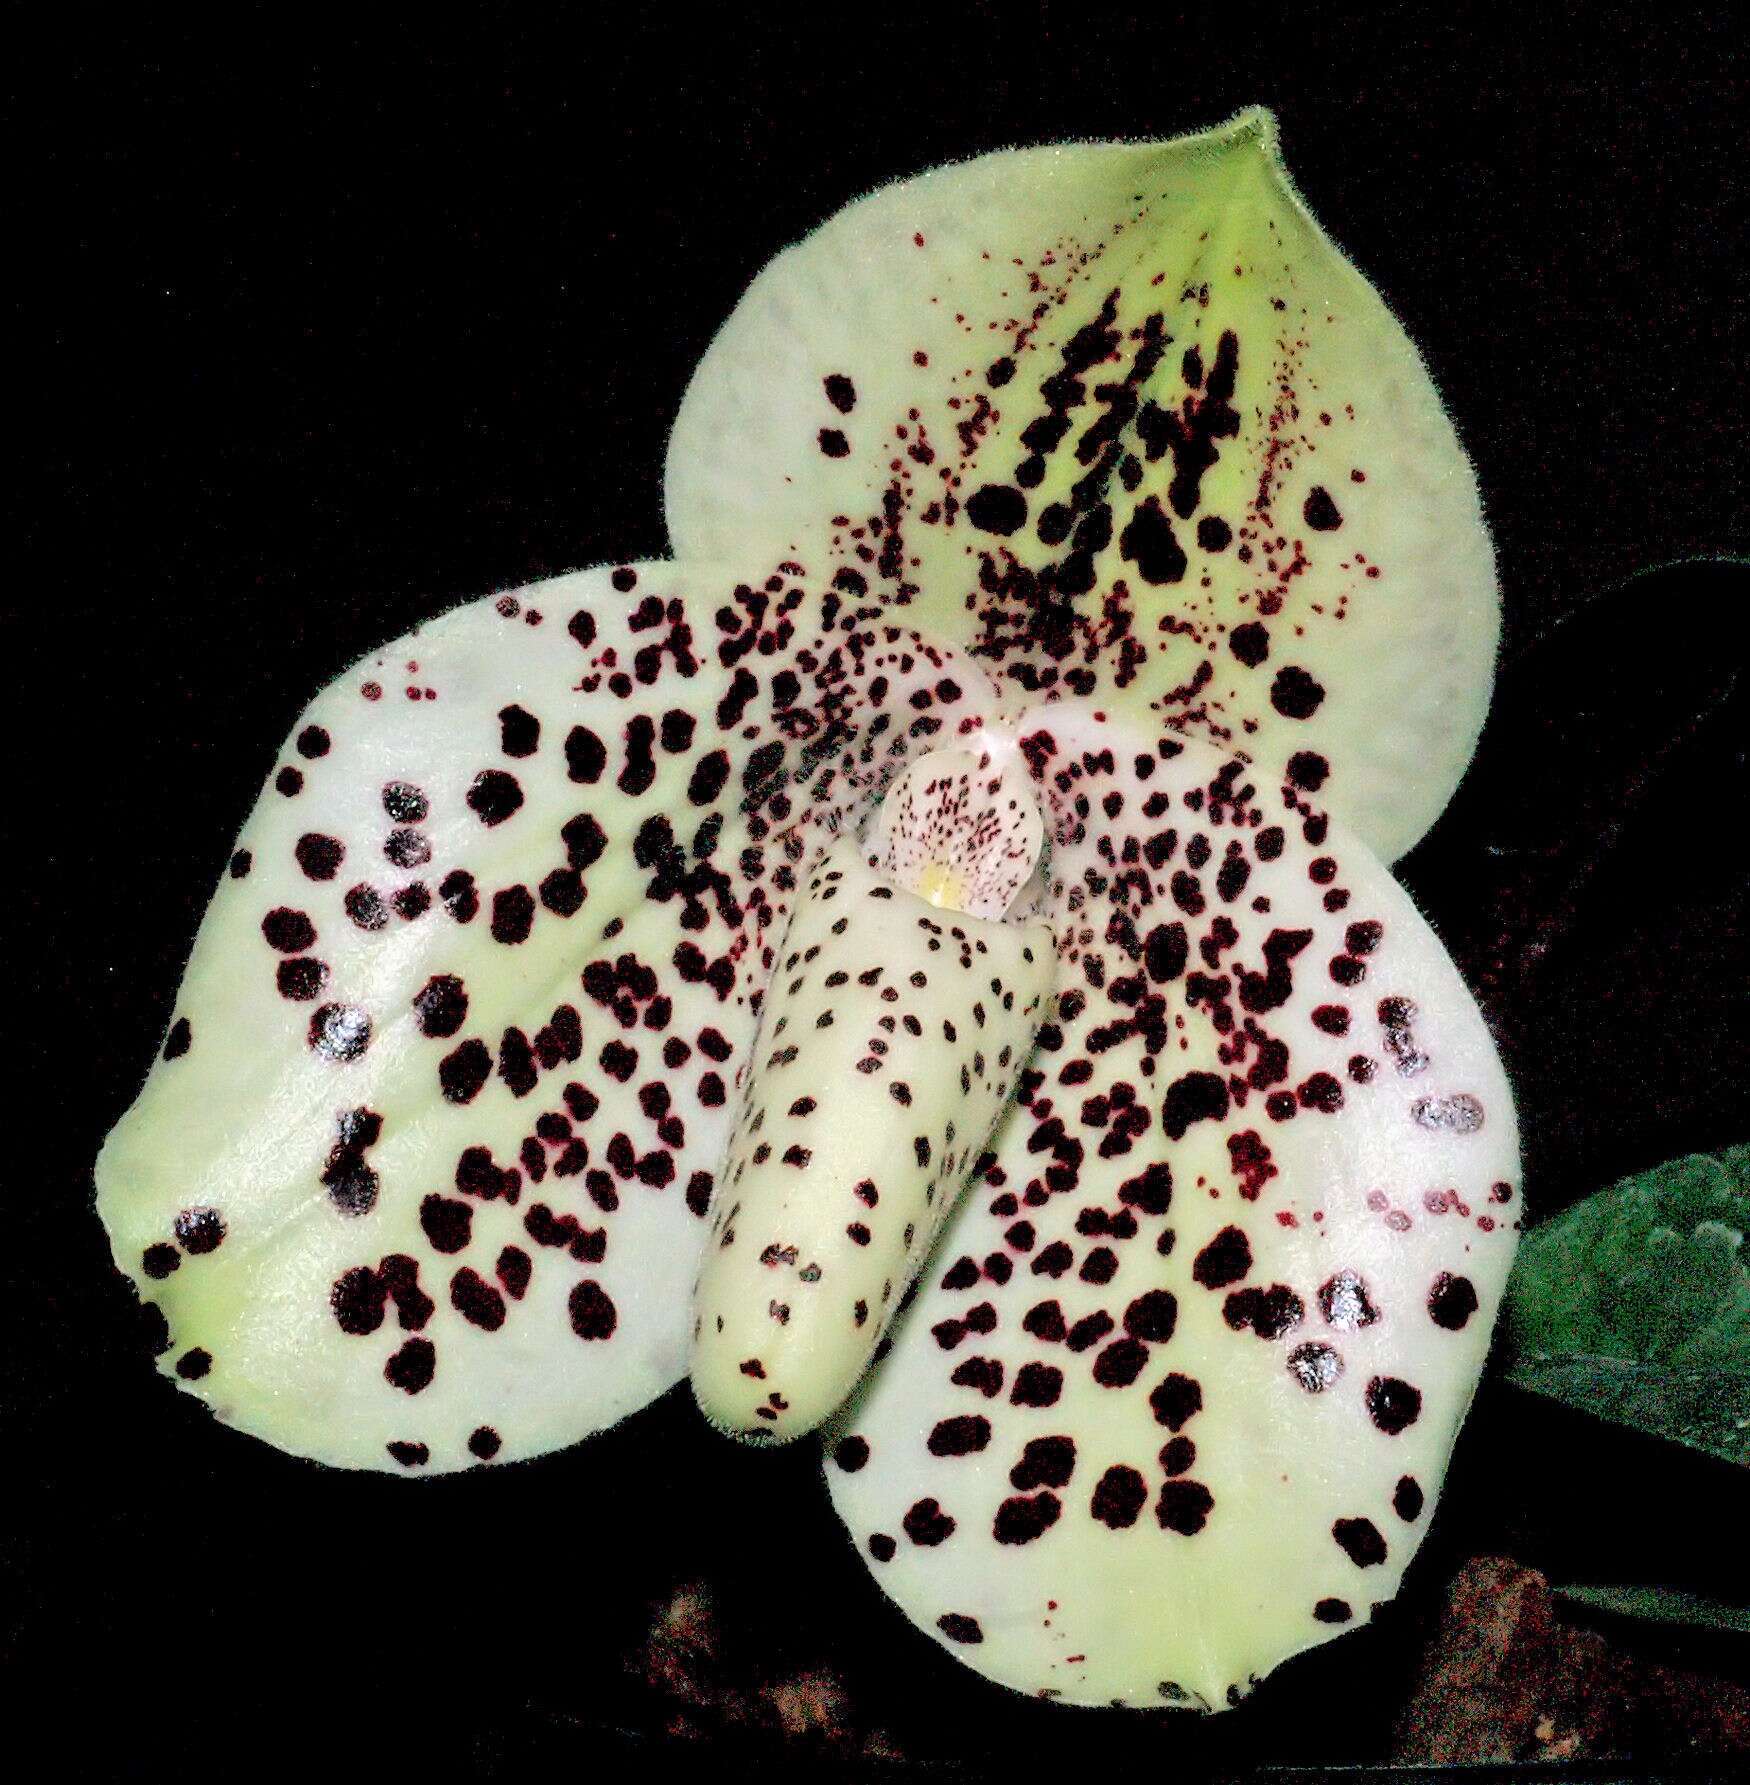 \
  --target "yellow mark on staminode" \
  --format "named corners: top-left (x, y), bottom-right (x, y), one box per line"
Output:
top-left (916, 861), bottom-right (969, 912)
